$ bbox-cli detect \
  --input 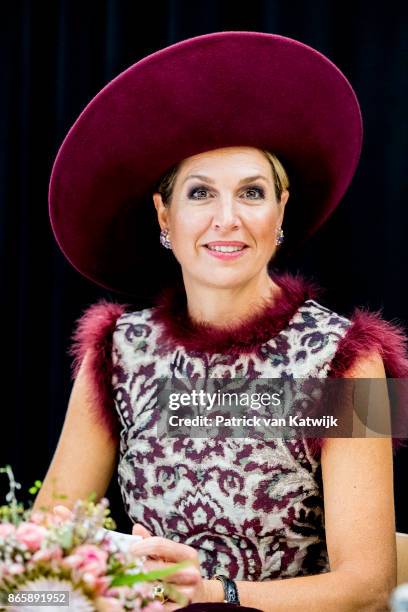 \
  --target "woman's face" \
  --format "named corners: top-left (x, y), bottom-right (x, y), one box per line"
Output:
top-left (153, 146), bottom-right (289, 290)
